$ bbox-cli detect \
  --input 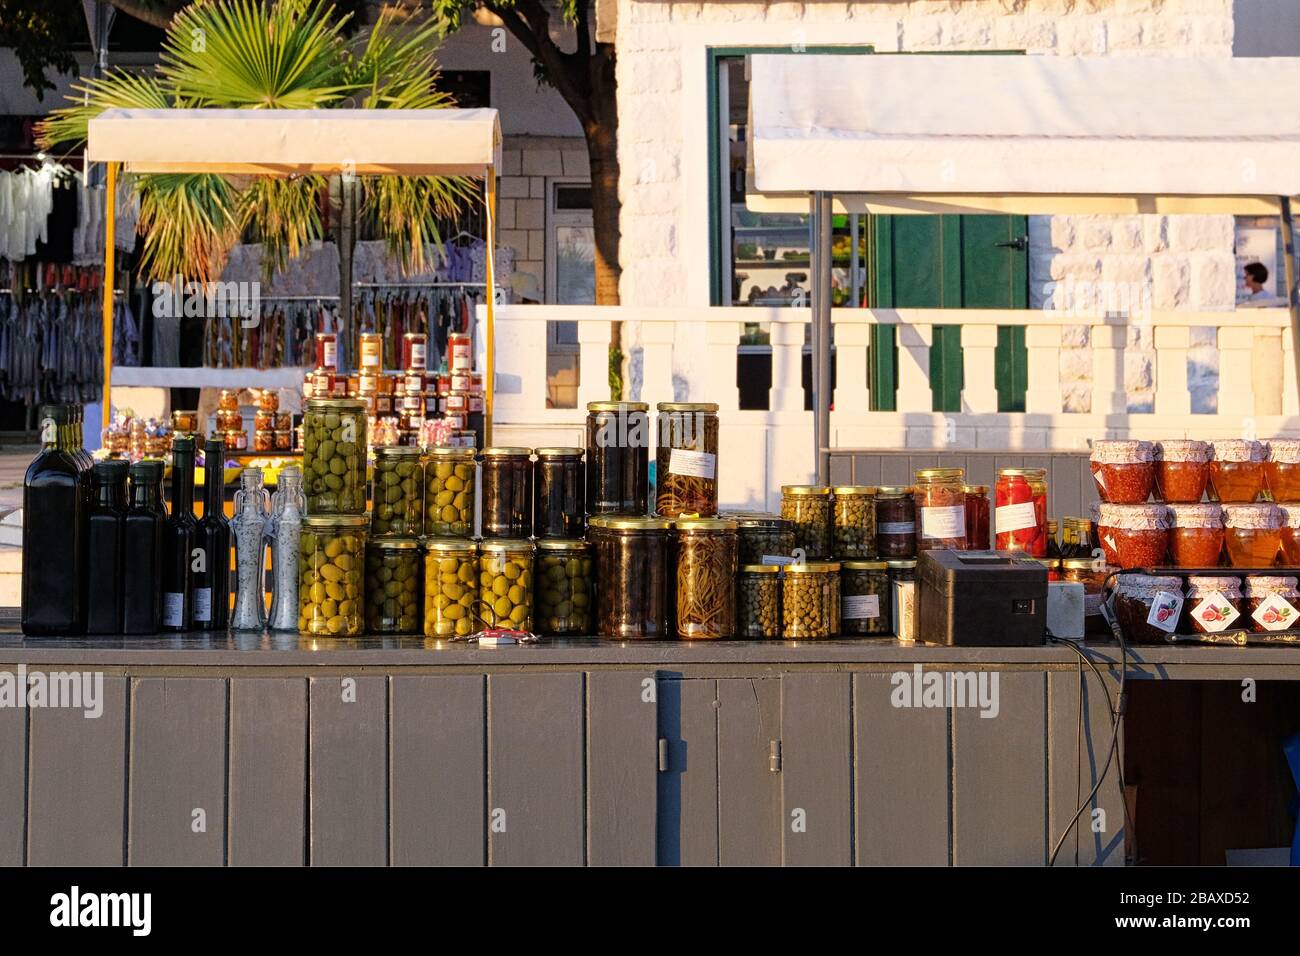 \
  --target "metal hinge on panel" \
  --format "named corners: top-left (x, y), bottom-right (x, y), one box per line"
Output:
top-left (769, 739), bottom-right (782, 773)
top-left (658, 737), bottom-right (669, 772)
